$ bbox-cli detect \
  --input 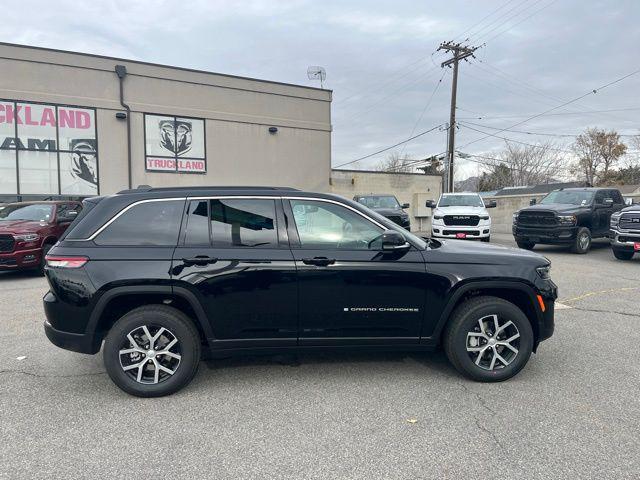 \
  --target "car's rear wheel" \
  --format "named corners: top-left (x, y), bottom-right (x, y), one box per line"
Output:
top-left (443, 296), bottom-right (534, 382)
top-left (516, 240), bottom-right (535, 250)
top-left (103, 305), bottom-right (201, 397)
top-left (612, 248), bottom-right (634, 261)
top-left (571, 227), bottom-right (591, 254)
